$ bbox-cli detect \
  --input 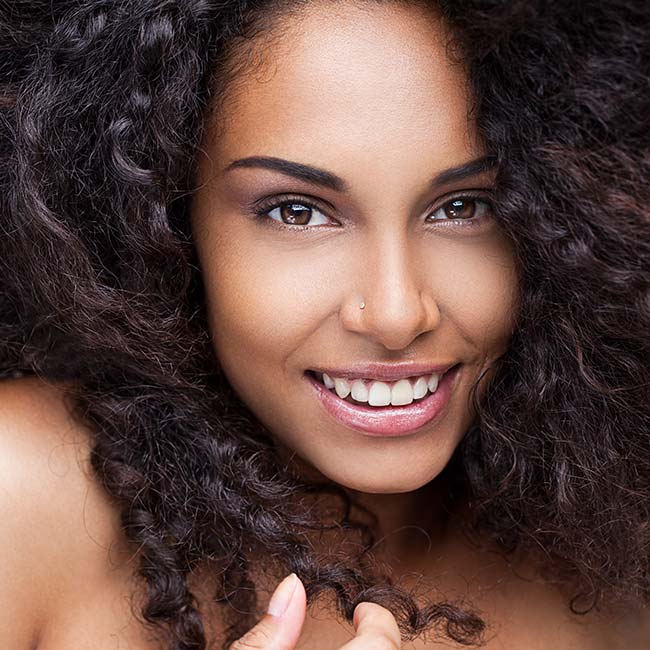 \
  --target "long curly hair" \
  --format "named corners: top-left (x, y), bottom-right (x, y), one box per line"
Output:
top-left (1, 0), bottom-right (649, 648)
